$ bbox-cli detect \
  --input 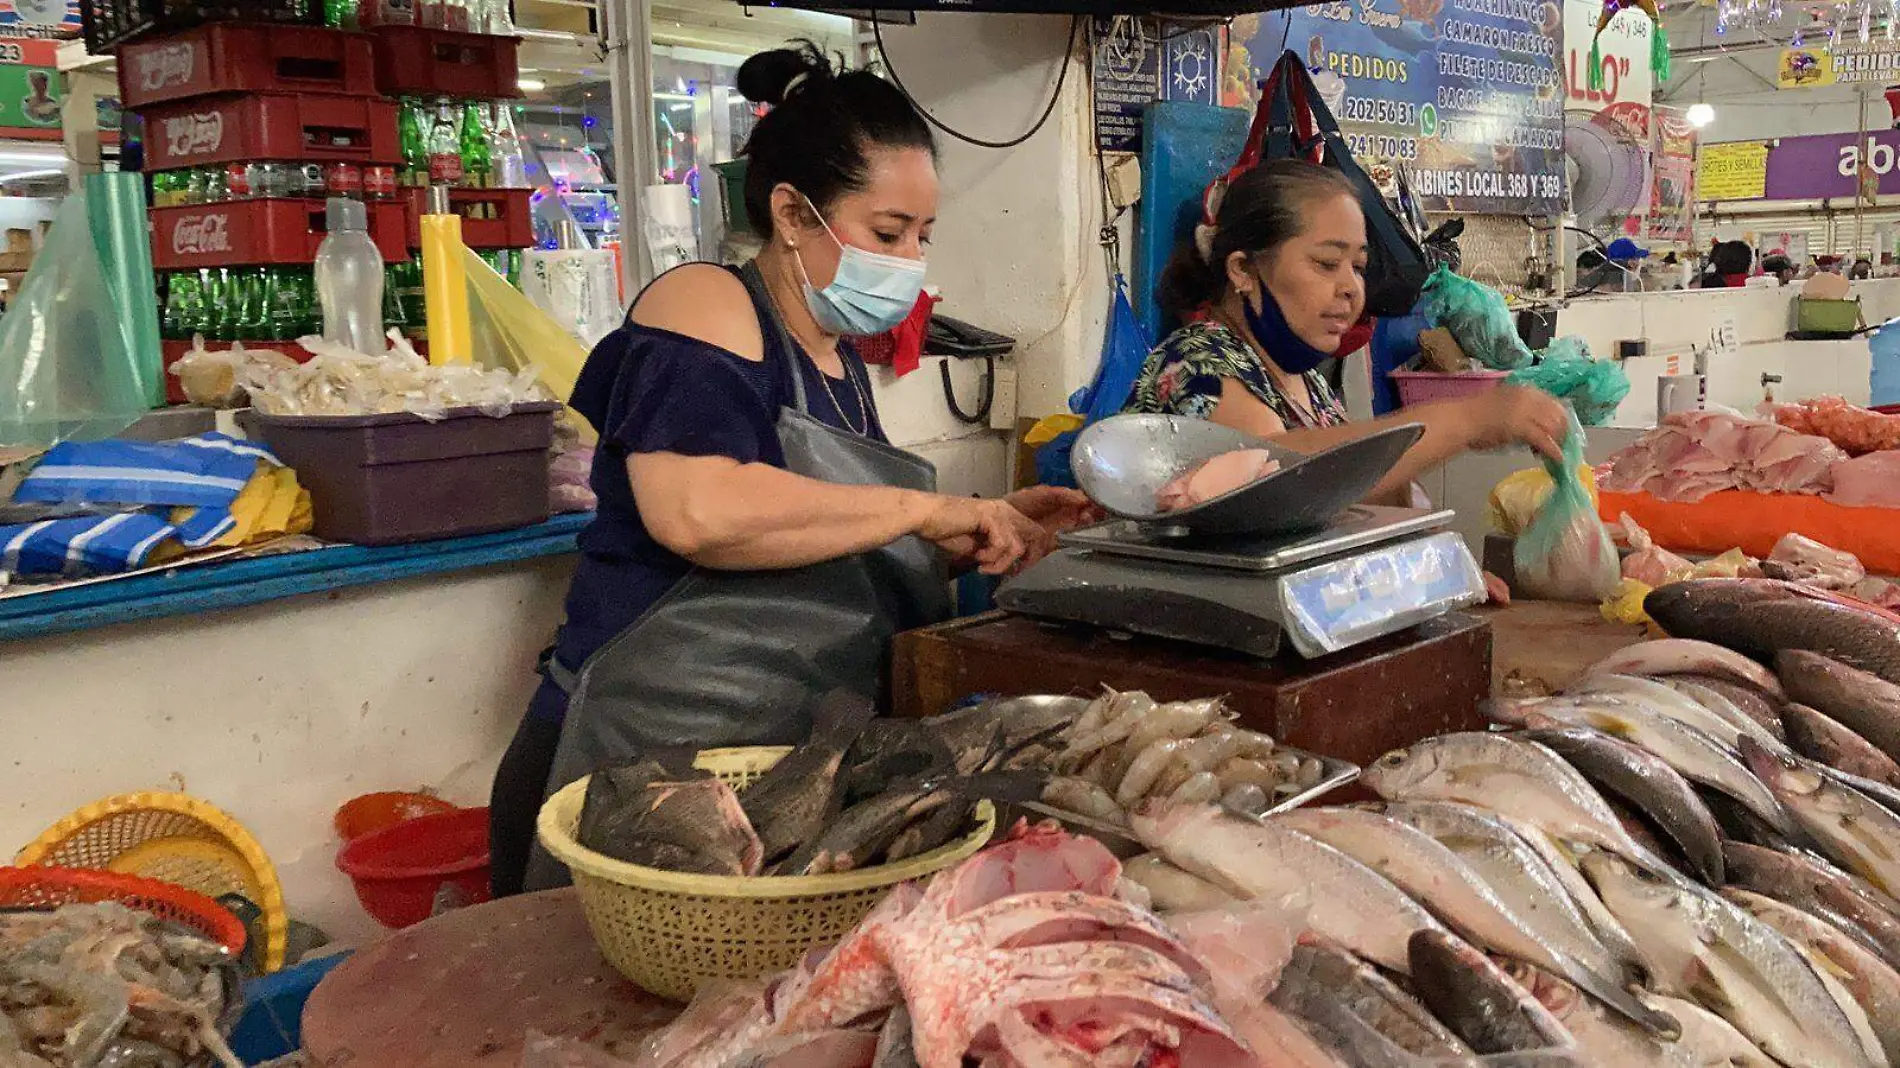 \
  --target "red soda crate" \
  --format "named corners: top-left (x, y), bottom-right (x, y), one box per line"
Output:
top-left (162, 337), bottom-right (315, 406)
top-left (401, 187), bottom-right (535, 250)
top-left (370, 26), bottom-right (521, 100)
top-left (119, 23), bottom-right (379, 109)
top-left (150, 198), bottom-right (411, 270)
top-left (142, 93), bottom-right (401, 171)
